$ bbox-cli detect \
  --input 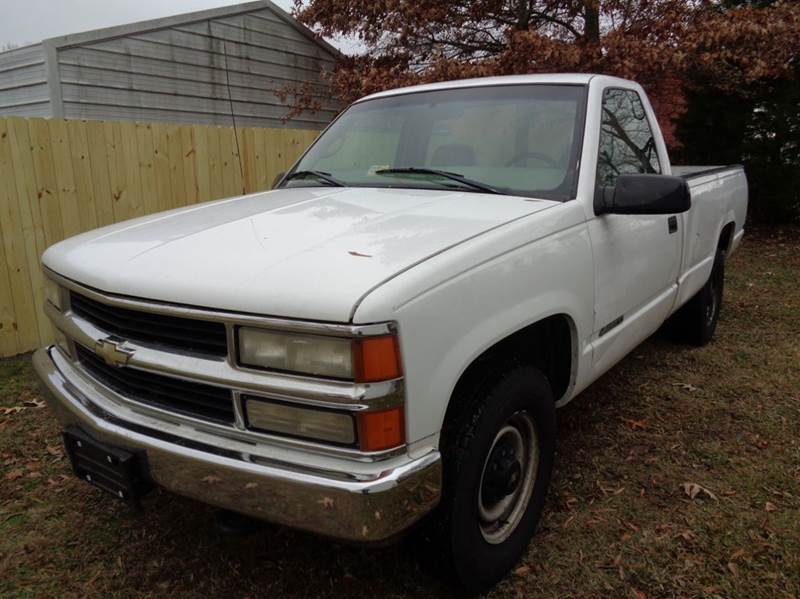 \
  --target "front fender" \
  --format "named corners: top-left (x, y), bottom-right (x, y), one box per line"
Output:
top-left (354, 202), bottom-right (593, 444)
